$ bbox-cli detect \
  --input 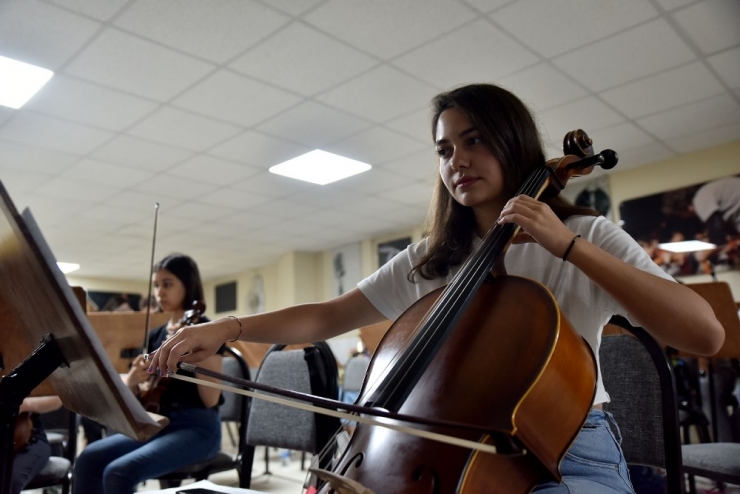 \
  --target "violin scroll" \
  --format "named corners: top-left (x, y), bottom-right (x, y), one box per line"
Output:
top-left (563, 129), bottom-right (594, 158)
